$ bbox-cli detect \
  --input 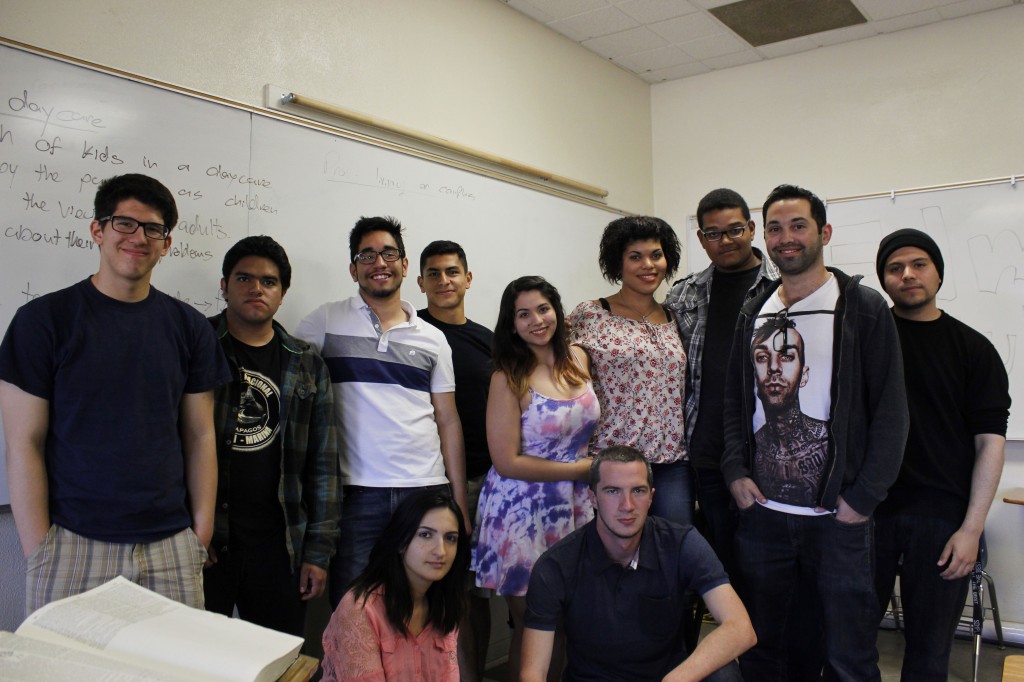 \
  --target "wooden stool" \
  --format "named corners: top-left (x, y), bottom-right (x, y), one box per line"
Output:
top-left (1003, 655), bottom-right (1024, 682)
